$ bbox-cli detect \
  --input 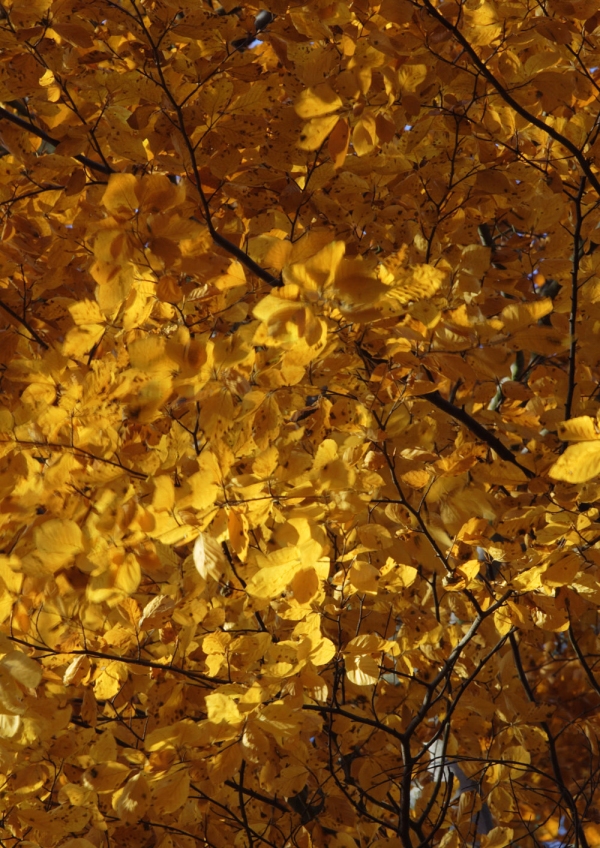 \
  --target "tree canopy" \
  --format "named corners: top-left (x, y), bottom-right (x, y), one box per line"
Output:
top-left (1, 0), bottom-right (600, 846)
